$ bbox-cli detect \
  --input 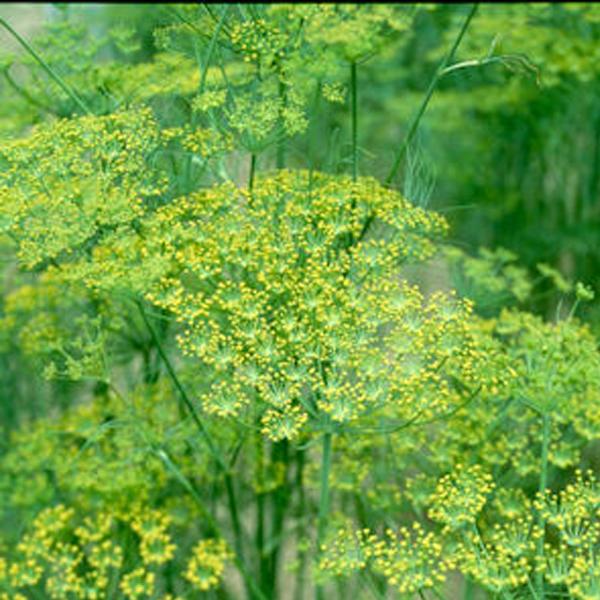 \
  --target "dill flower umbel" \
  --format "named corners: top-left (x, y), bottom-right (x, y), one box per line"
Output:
top-left (184, 538), bottom-right (232, 592)
top-left (120, 567), bottom-right (155, 599)
top-left (428, 464), bottom-right (495, 529)
top-left (319, 523), bottom-right (452, 595)
top-left (138, 169), bottom-right (484, 440)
